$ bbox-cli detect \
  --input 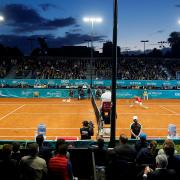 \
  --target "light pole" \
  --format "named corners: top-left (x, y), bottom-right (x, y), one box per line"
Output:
top-left (83, 17), bottom-right (102, 87)
top-left (140, 40), bottom-right (149, 55)
top-left (158, 41), bottom-right (167, 48)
